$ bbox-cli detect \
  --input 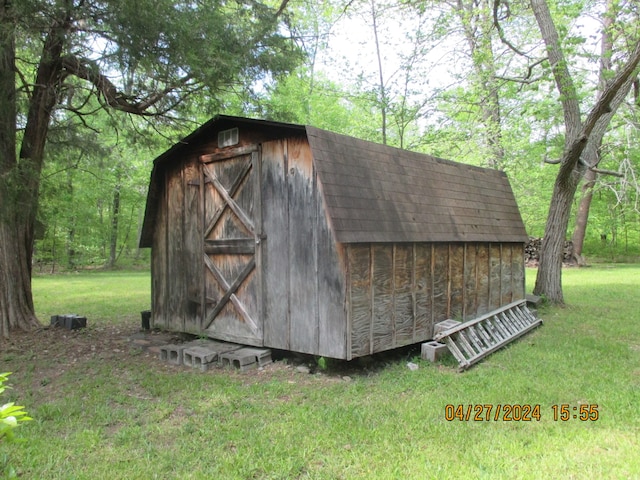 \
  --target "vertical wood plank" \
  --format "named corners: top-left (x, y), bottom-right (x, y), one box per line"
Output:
top-left (414, 243), bottom-right (432, 339)
top-left (464, 243), bottom-right (478, 320)
top-left (316, 177), bottom-right (347, 359)
top-left (200, 158), bottom-right (206, 330)
top-left (512, 244), bottom-right (526, 301)
top-left (262, 140), bottom-right (290, 350)
top-left (167, 163), bottom-right (185, 331)
top-left (349, 245), bottom-right (372, 358)
top-left (183, 158), bottom-right (202, 333)
top-left (412, 244), bottom-right (417, 341)
top-left (449, 243), bottom-right (464, 320)
top-left (252, 149), bottom-right (264, 339)
top-left (287, 138), bottom-right (318, 355)
top-left (372, 245), bottom-right (393, 352)
top-left (394, 244), bottom-right (414, 345)
top-left (432, 243), bottom-right (449, 324)
top-left (476, 243), bottom-right (490, 316)
top-left (501, 243), bottom-right (513, 305)
top-left (151, 171), bottom-right (167, 329)
top-left (489, 243), bottom-right (502, 310)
